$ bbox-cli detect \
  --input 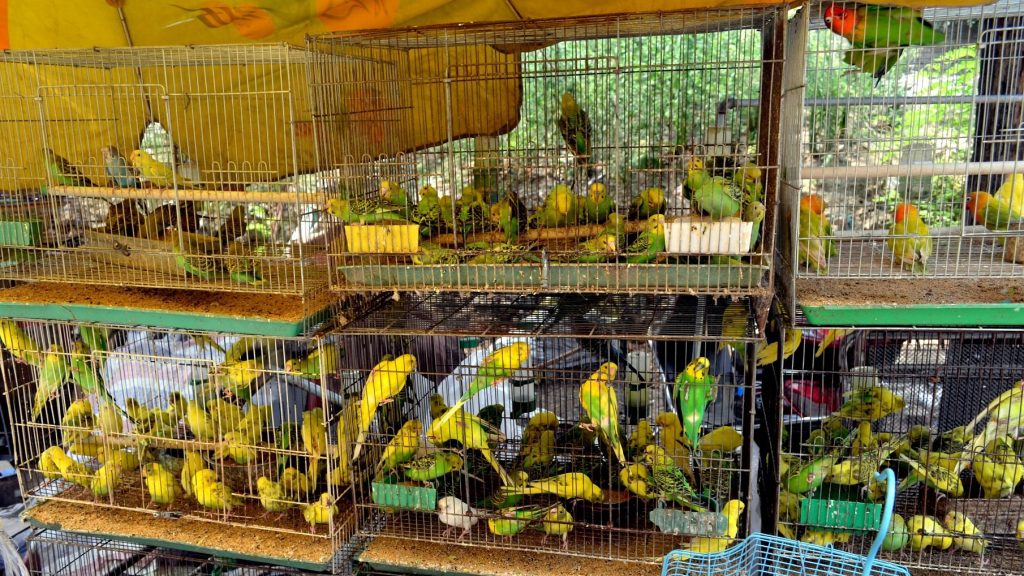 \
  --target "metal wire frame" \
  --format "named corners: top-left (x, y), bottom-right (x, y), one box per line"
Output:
top-left (0, 320), bottom-right (360, 571)
top-left (328, 327), bottom-right (757, 564)
top-left (307, 7), bottom-right (785, 295)
top-left (0, 43), bottom-right (330, 296)
top-left (782, 1), bottom-right (1024, 288)
top-left (778, 327), bottom-right (1024, 575)
top-left (336, 293), bottom-right (761, 342)
top-left (25, 529), bottom-right (318, 576)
